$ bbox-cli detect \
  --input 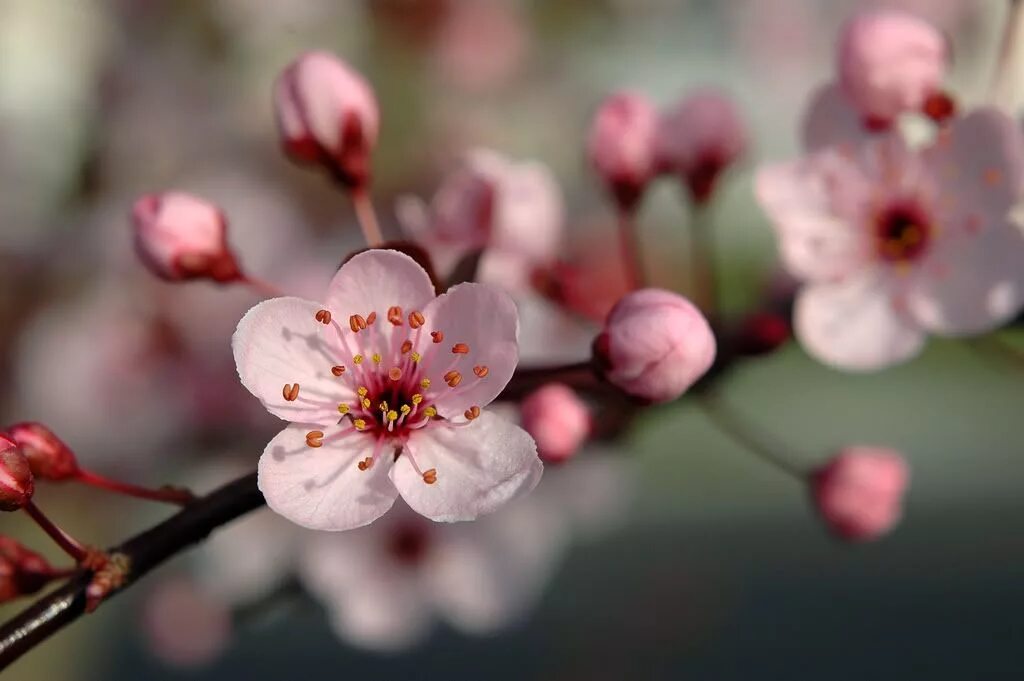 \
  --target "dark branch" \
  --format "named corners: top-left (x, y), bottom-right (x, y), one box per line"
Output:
top-left (0, 471), bottom-right (263, 672)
